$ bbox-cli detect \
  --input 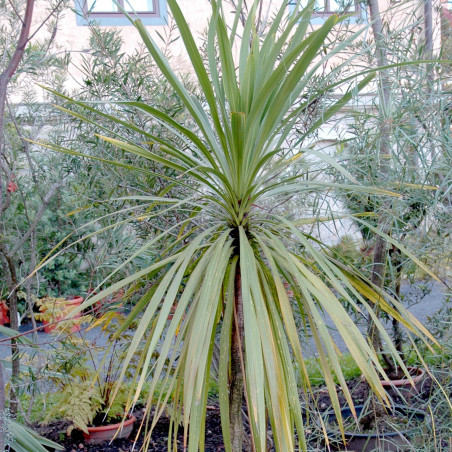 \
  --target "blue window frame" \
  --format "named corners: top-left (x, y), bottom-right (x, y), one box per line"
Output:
top-left (288, 0), bottom-right (364, 25)
top-left (74, 0), bottom-right (167, 26)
